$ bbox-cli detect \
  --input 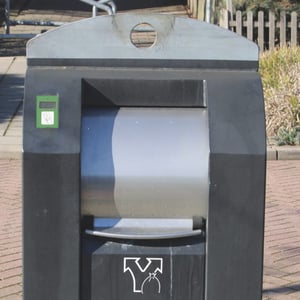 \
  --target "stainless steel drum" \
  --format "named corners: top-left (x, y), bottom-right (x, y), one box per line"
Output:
top-left (81, 107), bottom-right (210, 219)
